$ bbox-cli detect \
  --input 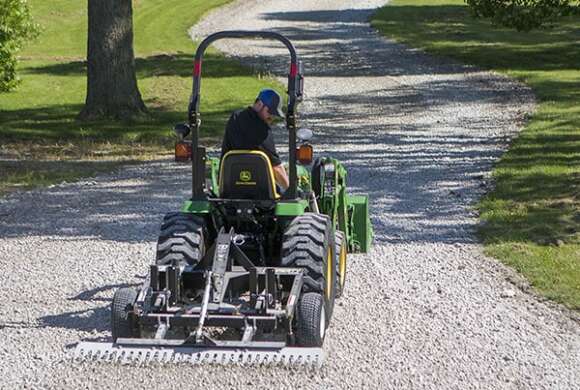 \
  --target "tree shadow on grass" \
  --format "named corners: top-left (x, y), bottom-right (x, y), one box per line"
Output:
top-left (7, 50), bottom-right (260, 145)
top-left (0, 104), bottom-right (230, 143)
top-left (370, 5), bottom-right (580, 72)
top-left (23, 52), bottom-right (260, 79)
